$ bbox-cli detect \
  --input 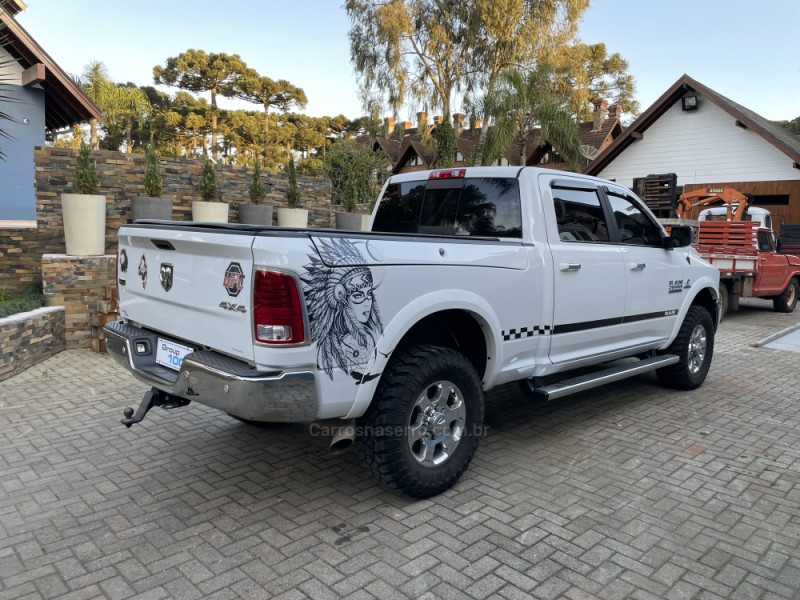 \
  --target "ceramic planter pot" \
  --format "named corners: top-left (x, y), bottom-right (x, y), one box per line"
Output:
top-left (132, 196), bottom-right (173, 222)
top-left (335, 212), bottom-right (371, 231)
top-left (192, 200), bottom-right (229, 223)
top-left (277, 207), bottom-right (309, 228)
top-left (61, 193), bottom-right (106, 256)
top-left (239, 203), bottom-right (274, 225)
